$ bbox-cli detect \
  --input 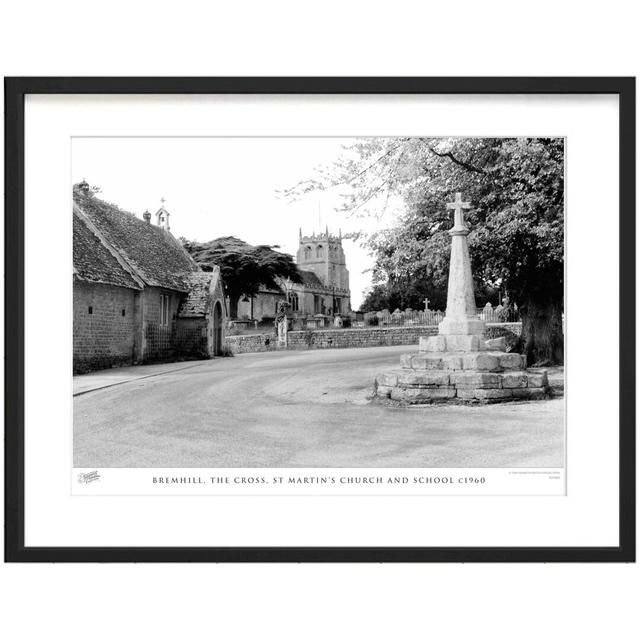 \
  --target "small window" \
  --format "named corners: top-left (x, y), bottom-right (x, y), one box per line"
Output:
top-left (316, 245), bottom-right (323, 258)
top-left (160, 294), bottom-right (170, 326)
top-left (121, 309), bottom-right (126, 317)
top-left (88, 306), bottom-right (93, 315)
